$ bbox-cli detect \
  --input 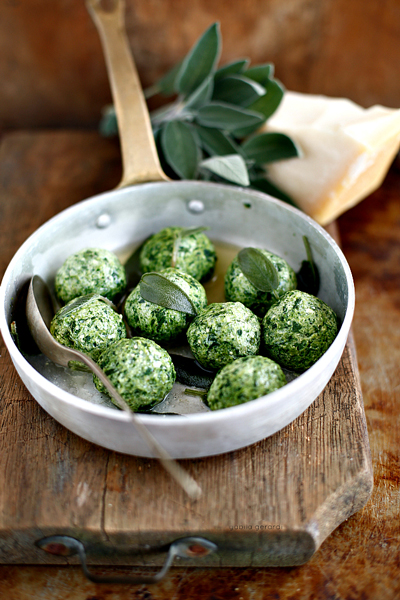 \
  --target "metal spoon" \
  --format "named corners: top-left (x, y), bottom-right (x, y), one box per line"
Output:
top-left (26, 275), bottom-right (202, 500)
